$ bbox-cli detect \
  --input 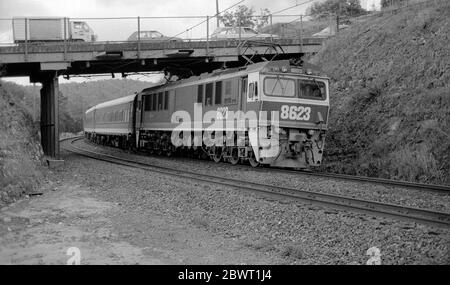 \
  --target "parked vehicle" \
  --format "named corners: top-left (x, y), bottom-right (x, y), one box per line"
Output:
top-left (127, 30), bottom-right (183, 42)
top-left (210, 27), bottom-right (278, 40)
top-left (12, 17), bottom-right (96, 43)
